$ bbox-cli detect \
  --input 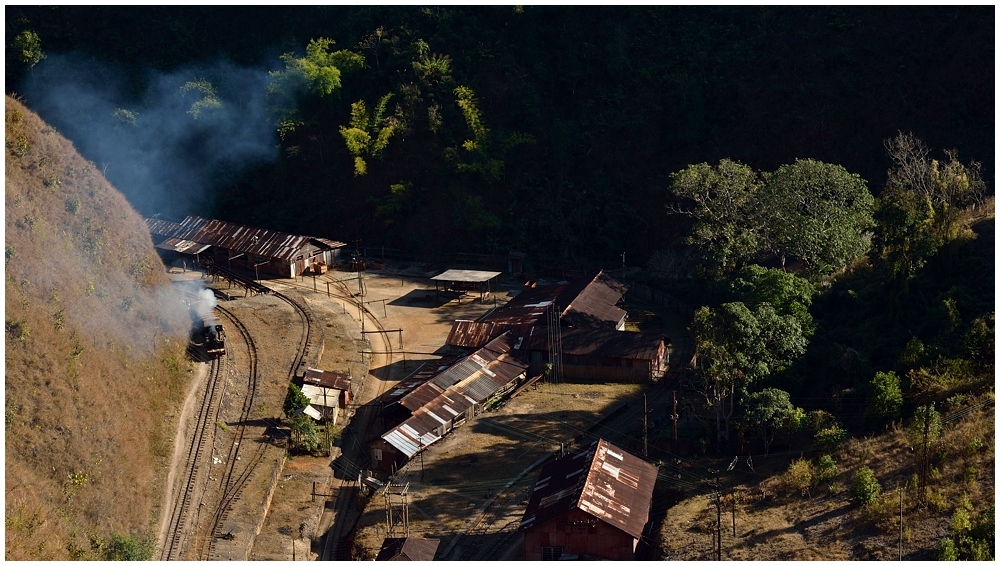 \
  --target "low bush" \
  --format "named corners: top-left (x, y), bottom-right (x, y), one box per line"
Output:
top-left (851, 466), bottom-right (881, 505)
